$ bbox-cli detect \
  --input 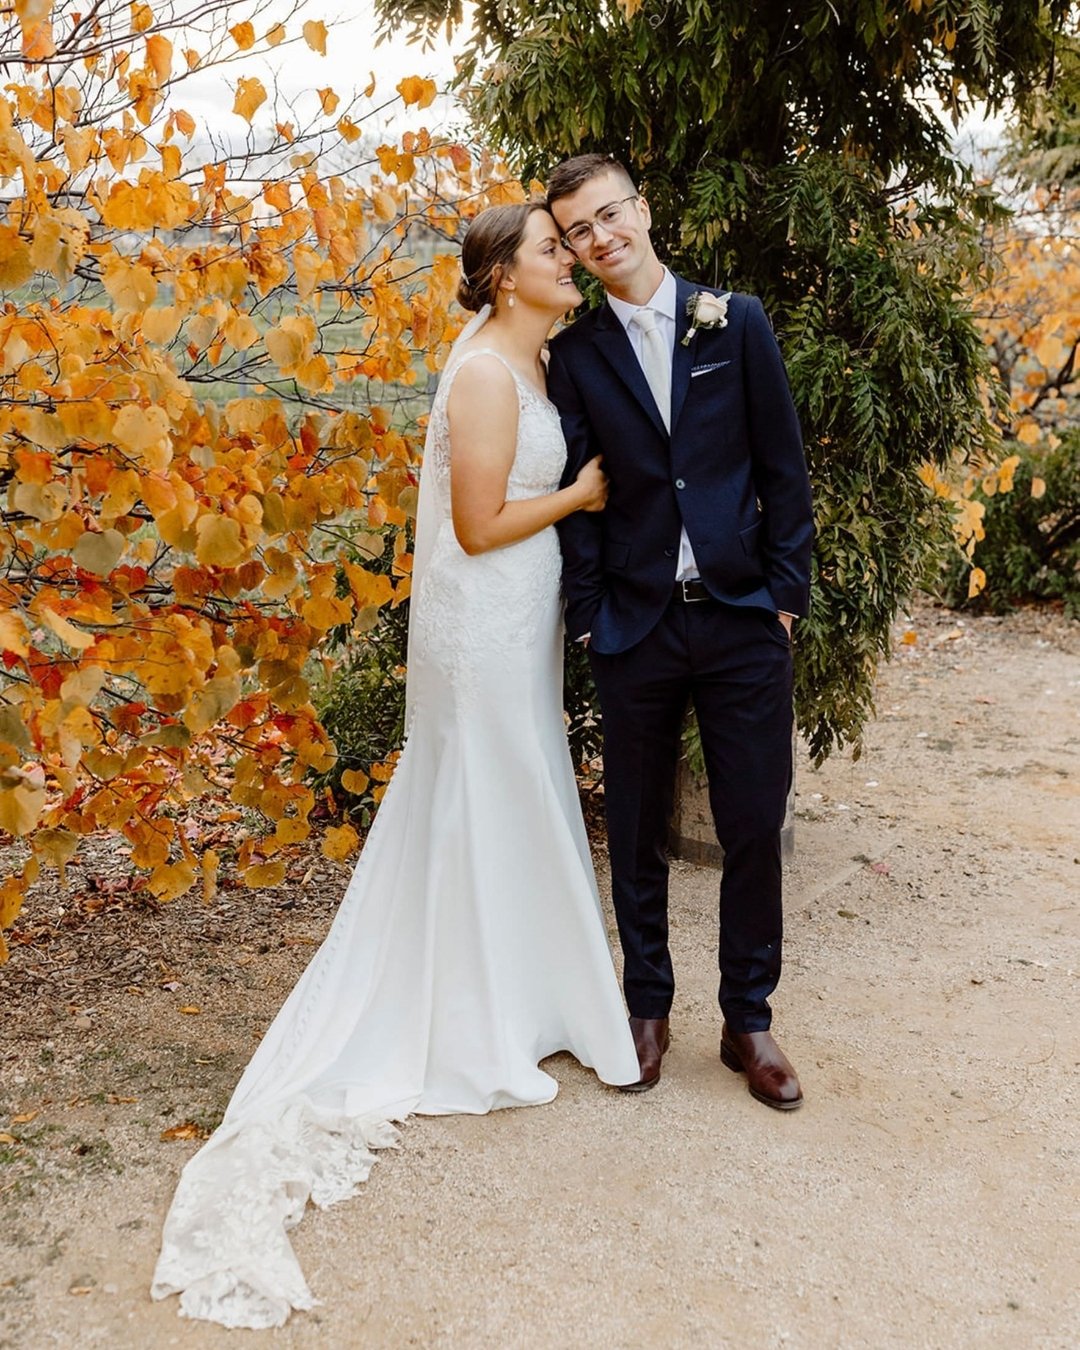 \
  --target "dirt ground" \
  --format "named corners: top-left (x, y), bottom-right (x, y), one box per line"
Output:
top-left (1, 597), bottom-right (1078, 1350)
